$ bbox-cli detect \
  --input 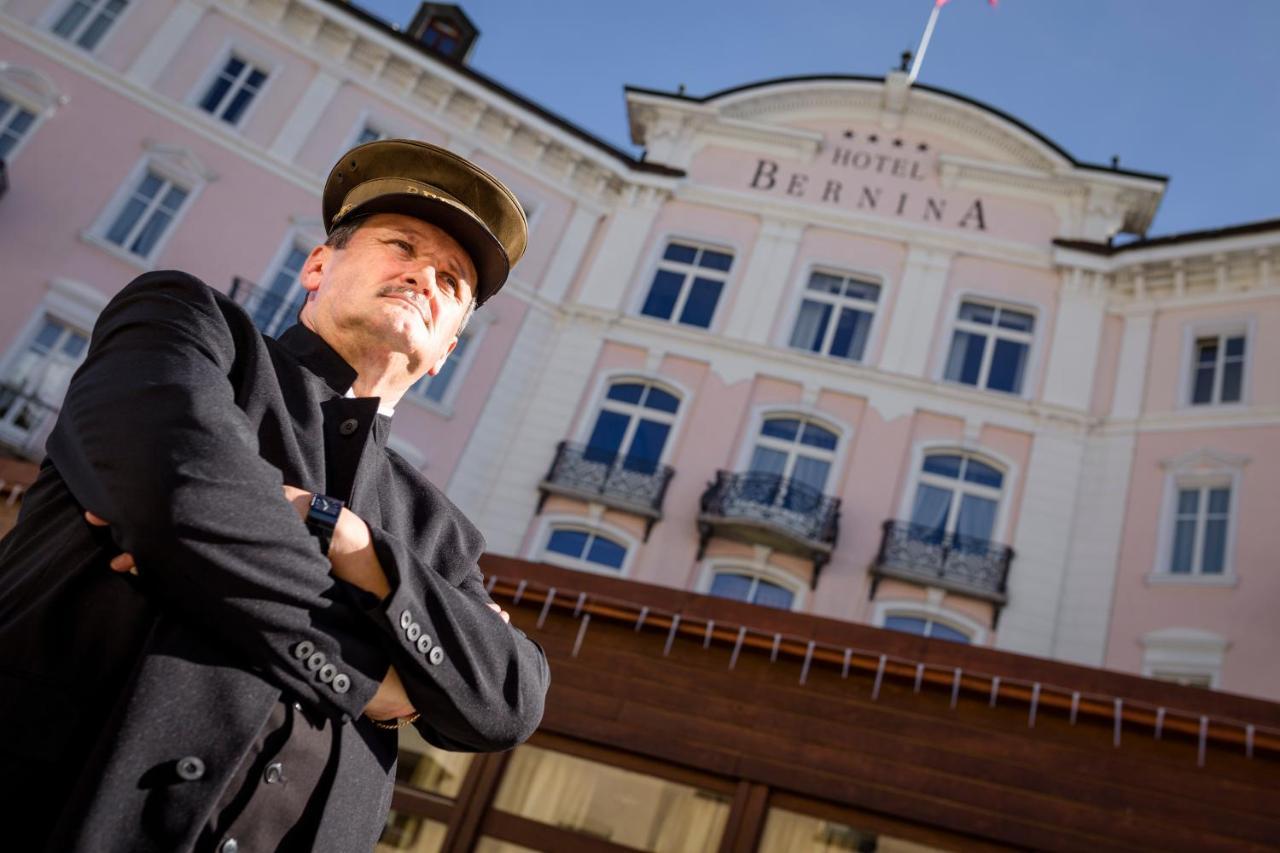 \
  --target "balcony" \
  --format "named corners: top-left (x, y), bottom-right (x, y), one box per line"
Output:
top-left (0, 384), bottom-right (60, 460)
top-left (871, 520), bottom-right (1014, 626)
top-left (697, 471), bottom-right (841, 584)
top-left (537, 442), bottom-right (675, 539)
top-left (228, 276), bottom-right (302, 337)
